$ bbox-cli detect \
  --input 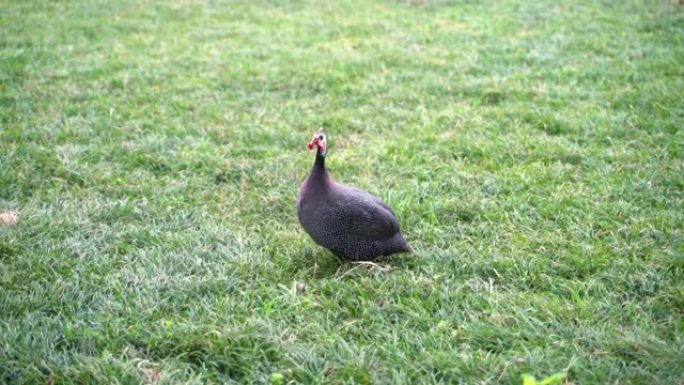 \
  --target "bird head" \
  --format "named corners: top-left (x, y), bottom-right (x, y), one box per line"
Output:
top-left (308, 128), bottom-right (327, 156)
